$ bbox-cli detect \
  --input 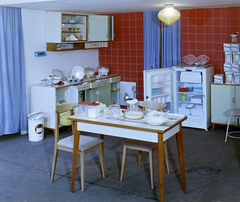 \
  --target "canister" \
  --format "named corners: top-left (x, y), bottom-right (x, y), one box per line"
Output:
top-left (231, 34), bottom-right (238, 43)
